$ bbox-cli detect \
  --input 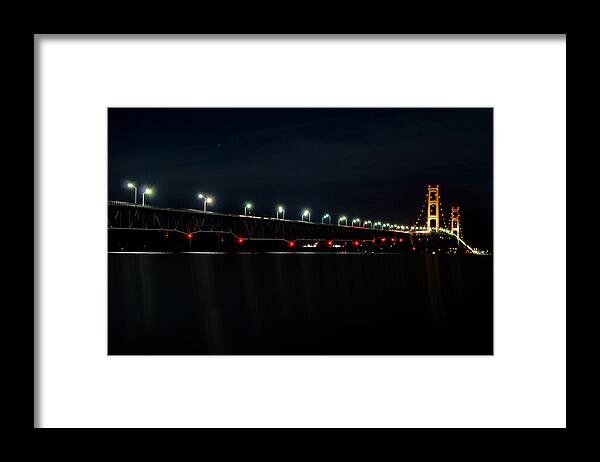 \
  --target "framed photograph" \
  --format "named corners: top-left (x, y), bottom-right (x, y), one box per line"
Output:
top-left (107, 107), bottom-right (493, 355)
top-left (35, 34), bottom-right (566, 428)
